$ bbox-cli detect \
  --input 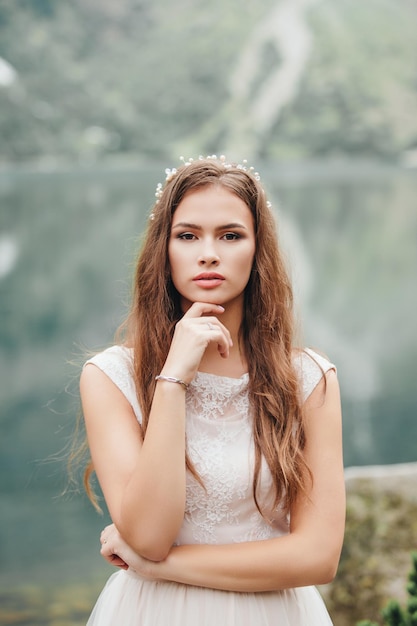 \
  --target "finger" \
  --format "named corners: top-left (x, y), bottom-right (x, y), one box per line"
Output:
top-left (201, 321), bottom-right (232, 358)
top-left (100, 540), bottom-right (118, 558)
top-left (201, 317), bottom-right (233, 347)
top-left (100, 542), bottom-right (112, 557)
top-left (182, 302), bottom-right (225, 319)
top-left (176, 308), bottom-right (233, 351)
top-left (101, 550), bottom-right (128, 569)
top-left (112, 556), bottom-right (129, 570)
